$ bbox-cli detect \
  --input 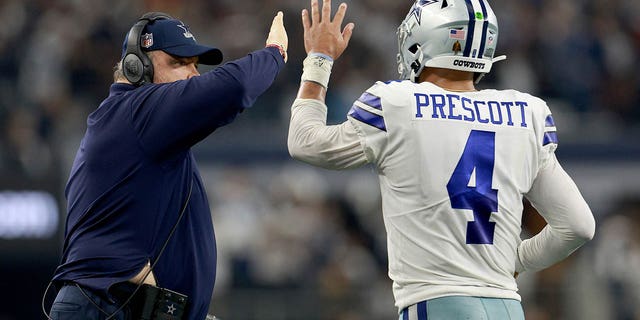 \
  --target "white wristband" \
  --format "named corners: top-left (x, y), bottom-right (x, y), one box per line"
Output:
top-left (301, 53), bottom-right (334, 89)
